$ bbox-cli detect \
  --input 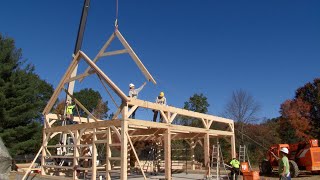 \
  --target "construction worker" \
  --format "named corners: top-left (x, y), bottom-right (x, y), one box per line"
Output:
top-left (66, 100), bottom-right (75, 124)
top-left (153, 92), bottom-right (167, 122)
top-left (230, 156), bottom-right (240, 180)
top-left (278, 148), bottom-right (291, 180)
top-left (128, 82), bottom-right (146, 119)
